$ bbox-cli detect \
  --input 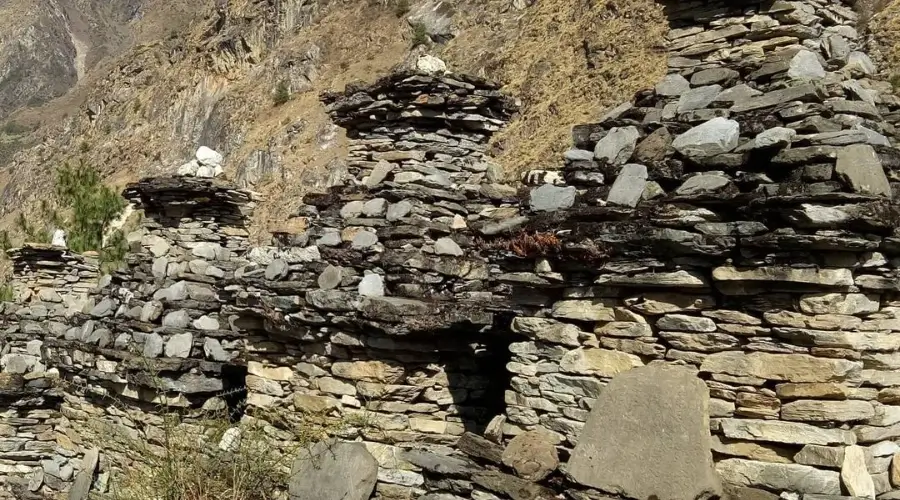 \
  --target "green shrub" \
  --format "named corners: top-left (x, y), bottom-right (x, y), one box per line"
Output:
top-left (411, 22), bottom-right (430, 47)
top-left (273, 80), bottom-right (291, 106)
top-left (100, 229), bottom-right (128, 272)
top-left (15, 213), bottom-right (50, 244)
top-left (0, 283), bottom-right (13, 302)
top-left (55, 161), bottom-right (127, 253)
top-left (1, 121), bottom-right (29, 136)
